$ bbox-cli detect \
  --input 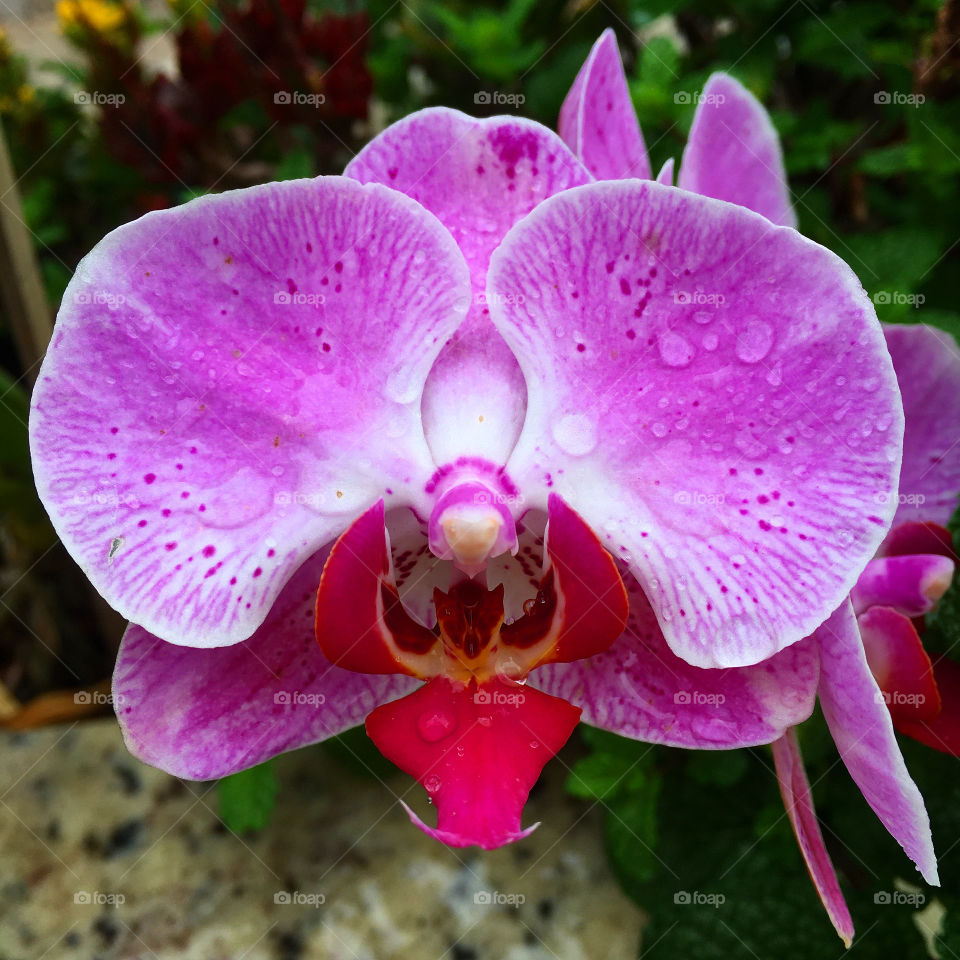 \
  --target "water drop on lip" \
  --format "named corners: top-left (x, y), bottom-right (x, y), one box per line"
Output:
top-left (658, 331), bottom-right (695, 368)
top-left (417, 709), bottom-right (456, 742)
top-left (552, 413), bottom-right (598, 456)
top-left (735, 320), bottom-right (774, 364)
